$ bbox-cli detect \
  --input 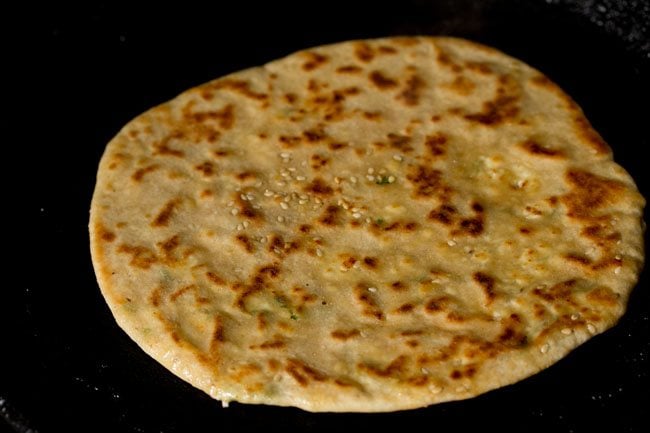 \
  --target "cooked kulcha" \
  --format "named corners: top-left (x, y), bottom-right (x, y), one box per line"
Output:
top-left (90, 37), bottom-right (645, 412)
